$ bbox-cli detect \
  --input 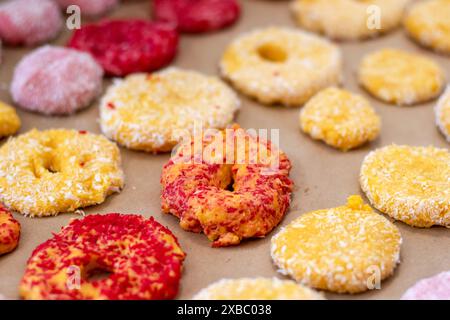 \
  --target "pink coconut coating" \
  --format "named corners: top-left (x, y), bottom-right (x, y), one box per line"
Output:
top-left (11, 45), bottom-right (104, 115)
top-left (402, 271), bottom-right (450, 300)
top-left (55, 0), bottom-right (118, 17)
top-left (0, 0), bottom-right (63, 46)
